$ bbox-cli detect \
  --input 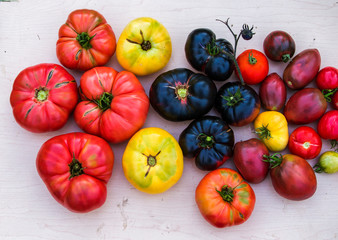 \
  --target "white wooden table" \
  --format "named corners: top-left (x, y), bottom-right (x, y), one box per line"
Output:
top-left (1, 0), bottom-right (338, 239)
